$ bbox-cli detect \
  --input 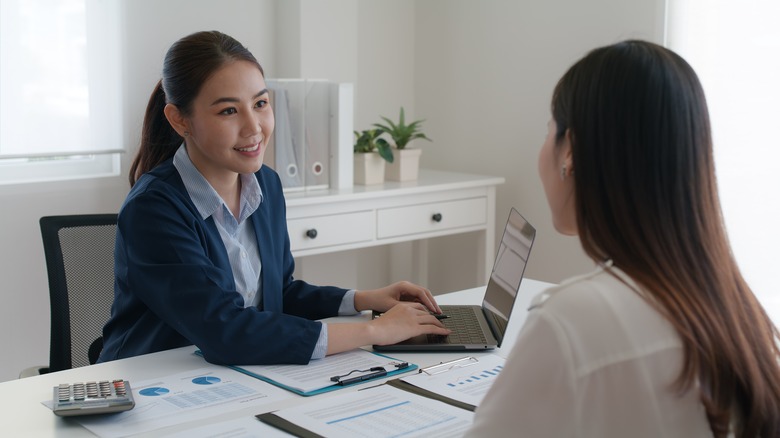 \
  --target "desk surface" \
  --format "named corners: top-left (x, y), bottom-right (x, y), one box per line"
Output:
top-left (1, 278), bottom-right (552, 437)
